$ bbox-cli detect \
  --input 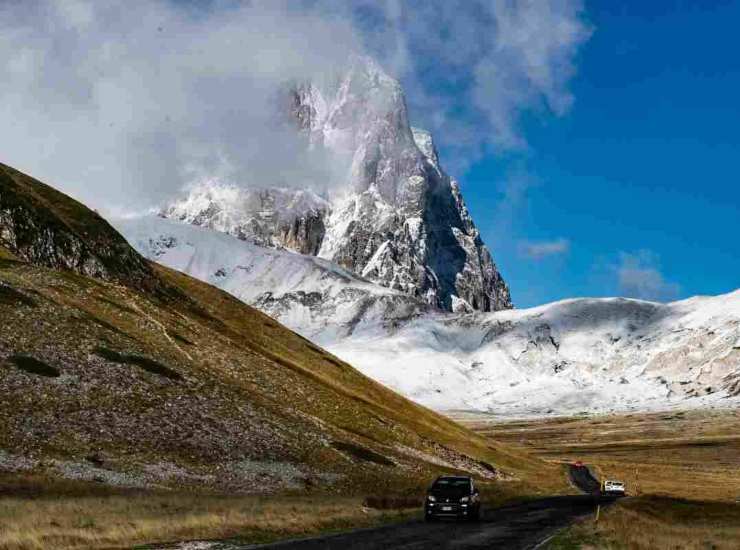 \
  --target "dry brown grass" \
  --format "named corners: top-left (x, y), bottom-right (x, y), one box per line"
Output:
top-left (456, 409), bottom-right (740, 502)
top-left (455, 409), bottom-right (740, 548)
top-left (0, 491), bottom-right (417, 550)
top-left (548, 496), bottom-right (740, 549)
top-left (0, 470), bottom-right (548, 550)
